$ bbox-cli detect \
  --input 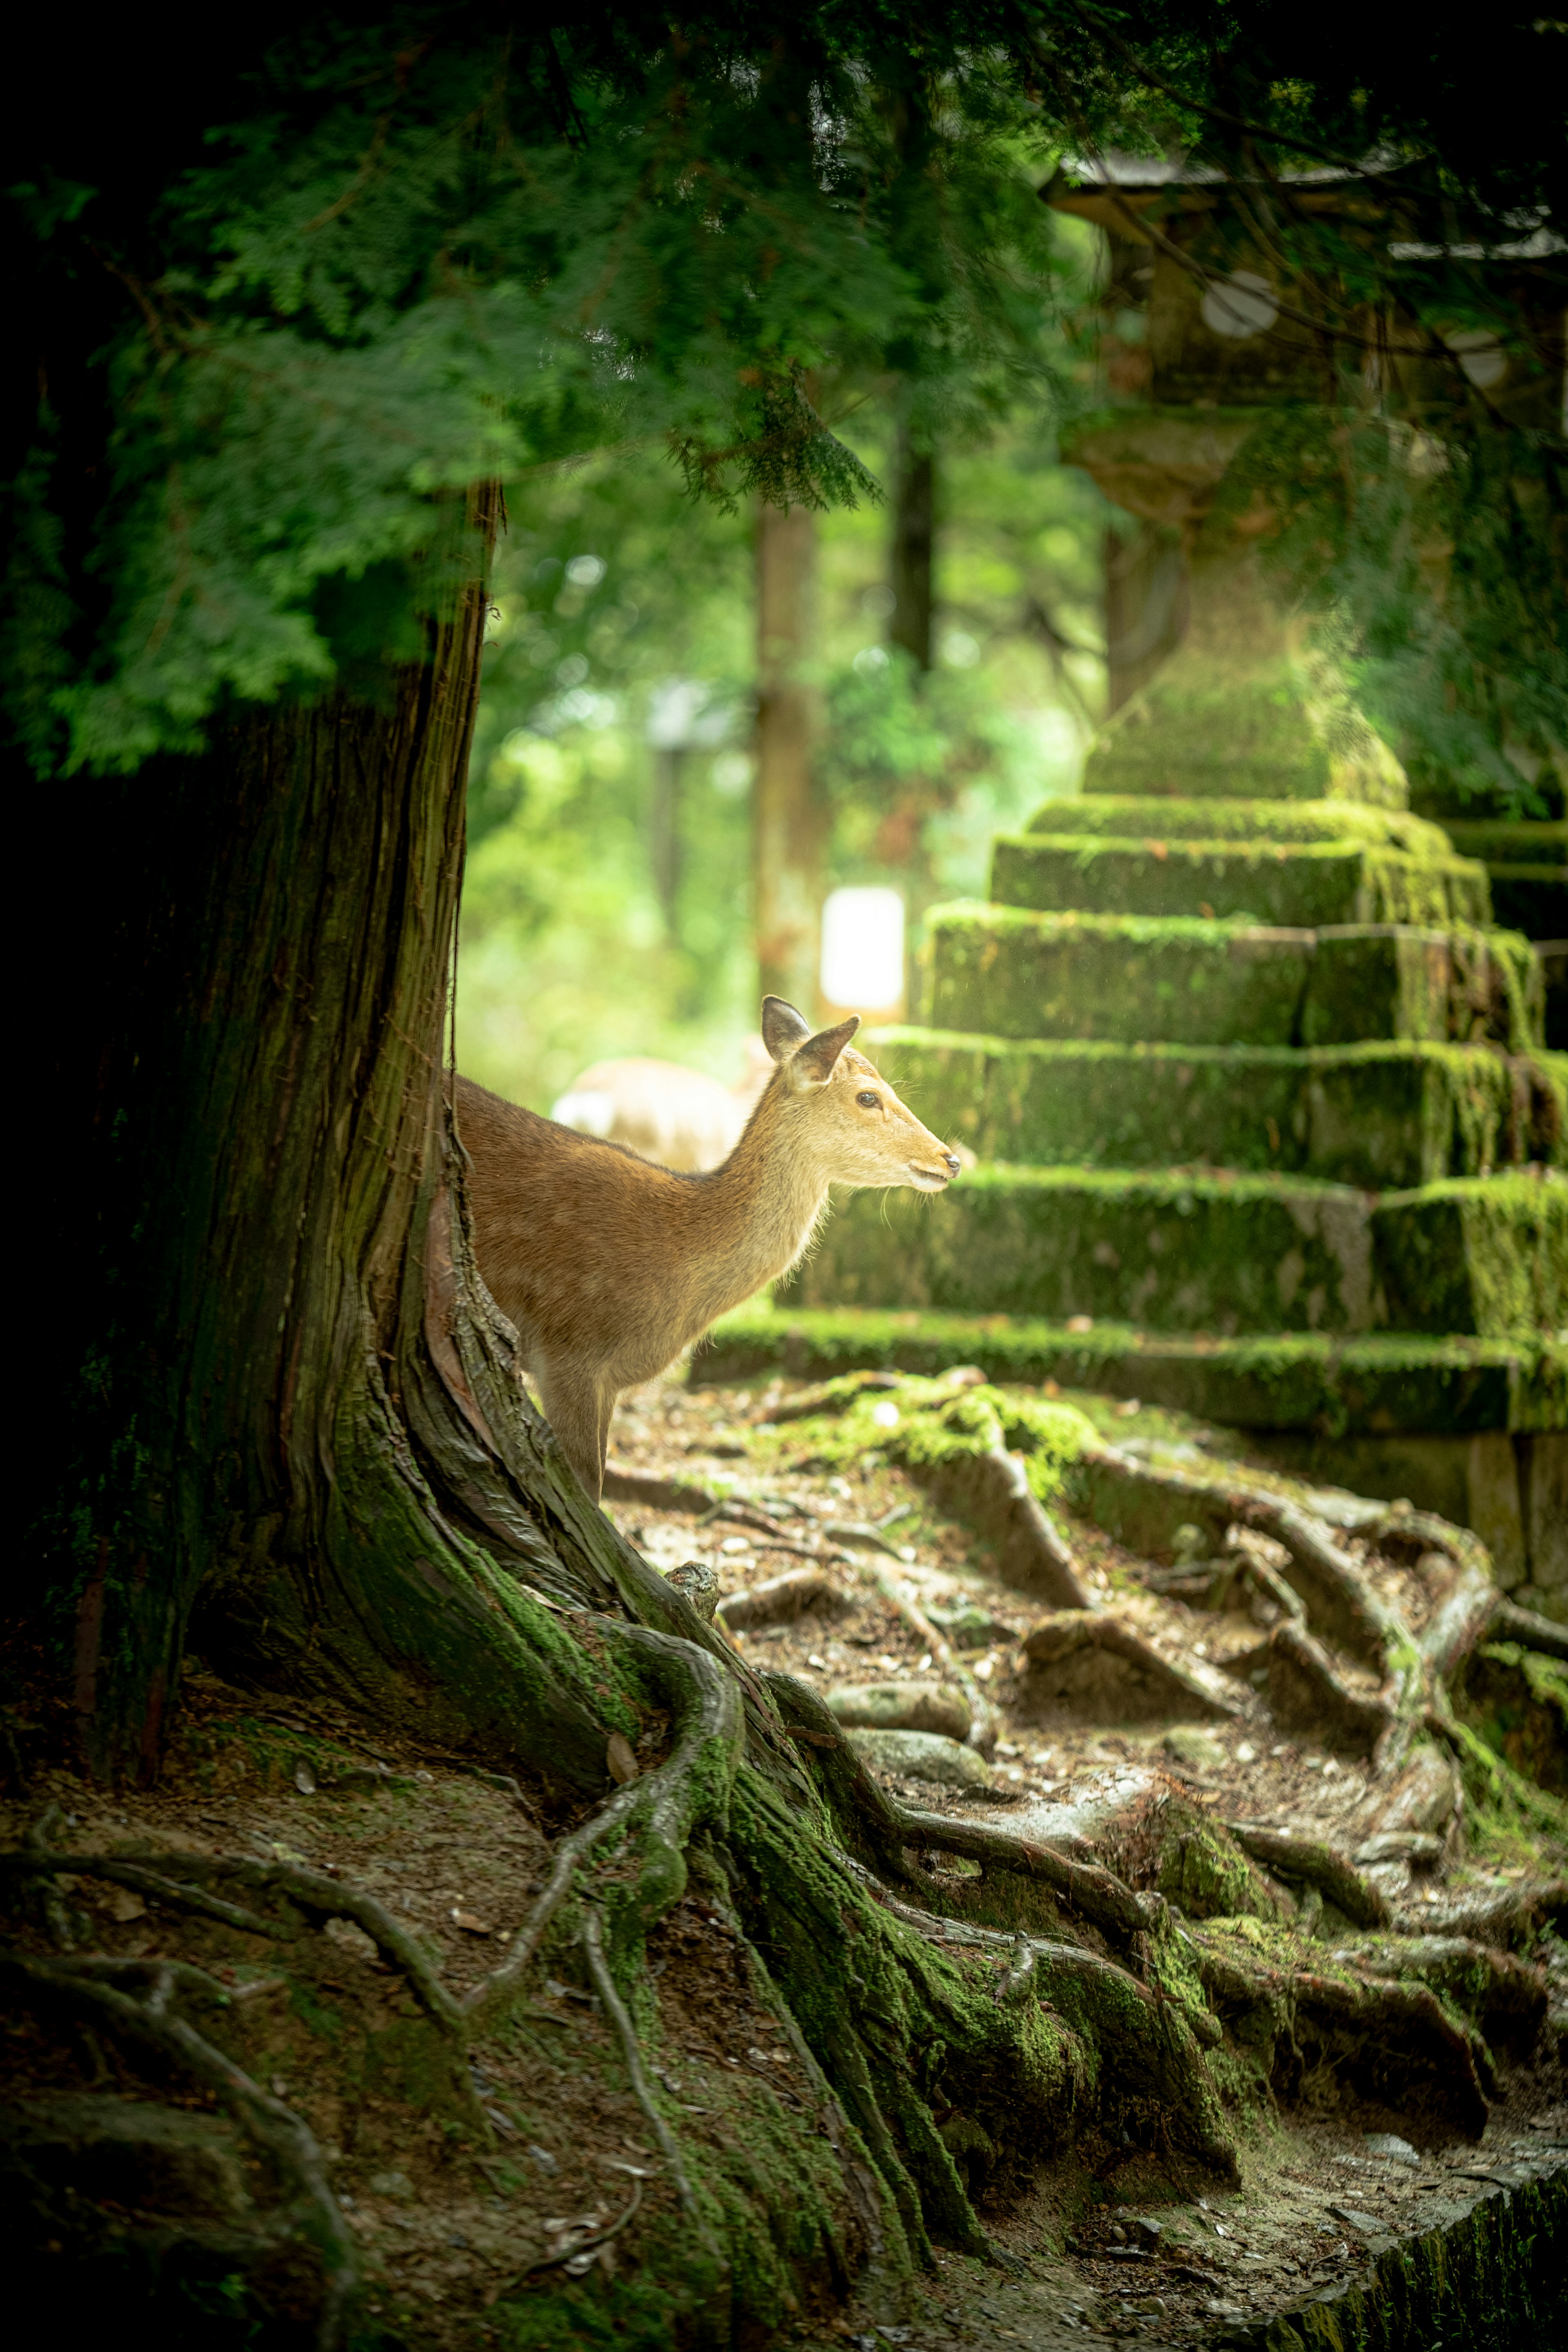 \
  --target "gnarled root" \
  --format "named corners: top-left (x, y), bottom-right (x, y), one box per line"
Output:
top-left (2, 1949), bottom-right (357, 2350)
